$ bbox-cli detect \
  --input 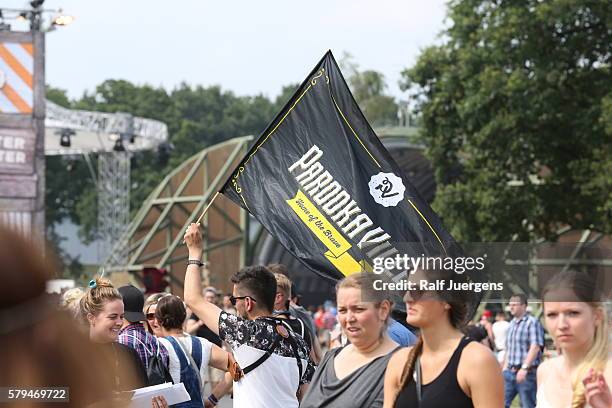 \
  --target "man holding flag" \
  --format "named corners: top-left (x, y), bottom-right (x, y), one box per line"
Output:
top-left (183, 223), bottom-right (313, 408)
top-left (184, 50), bottom-right (484, 406)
